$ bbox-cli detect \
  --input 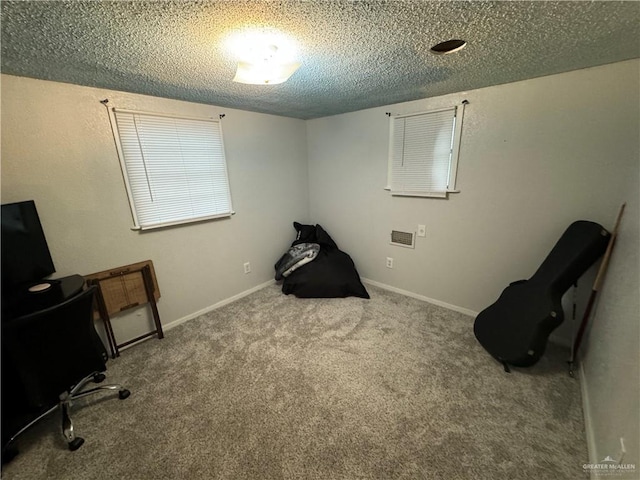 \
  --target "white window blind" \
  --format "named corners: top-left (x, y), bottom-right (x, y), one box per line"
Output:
top-left (387, 104), bottom-right (465, 198)
top-left (112, 109), bottom-right (233, 230)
